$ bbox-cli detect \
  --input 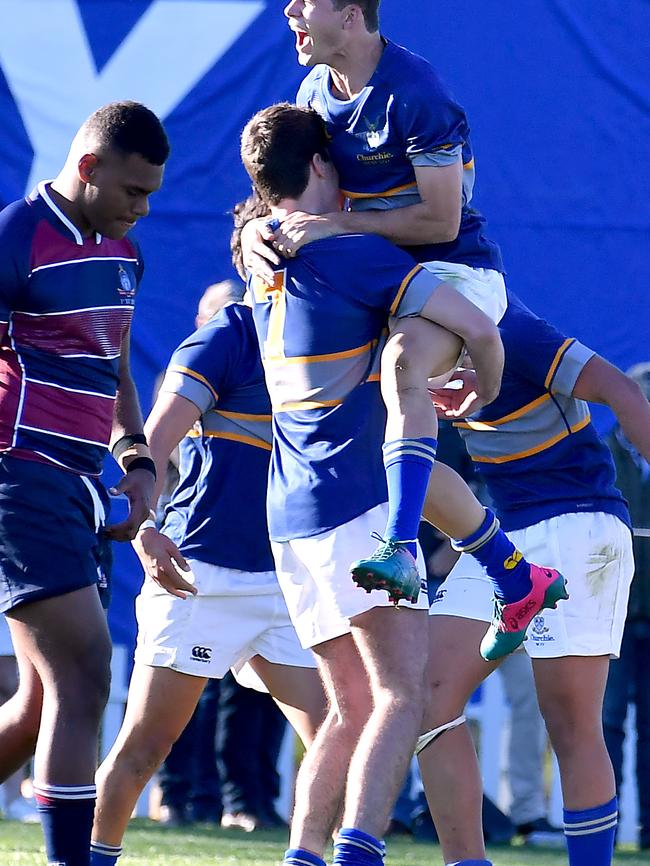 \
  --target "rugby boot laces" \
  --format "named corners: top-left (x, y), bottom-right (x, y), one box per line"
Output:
top-left (480, 564), bottom-right (569, 661)
top-left (350, 533), bottom-right (421, 604)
